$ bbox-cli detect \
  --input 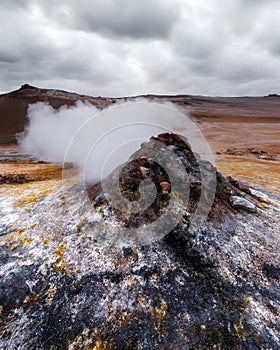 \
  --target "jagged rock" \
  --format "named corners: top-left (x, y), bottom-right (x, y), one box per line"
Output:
top-left (19, 83), bottom-right (37, 90)
top-left (230, 195), bottom-right (257, 213)
top-left (249, 188), bottom-right (271, 204)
